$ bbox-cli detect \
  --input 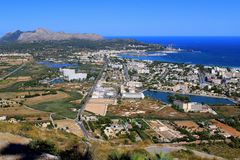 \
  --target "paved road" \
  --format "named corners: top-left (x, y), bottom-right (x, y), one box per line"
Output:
top-left (49, 113), bottom-right (56, 128)
top-left (123, 64), bottom-right (129, 82)
top-left (199, 72), bottom-right (206, 85)
top-left (76, 56), bottom-right (108, 139)
top-left (161, 68), bottom-right (169, 80)
top-left (0, 63), bottom-right (26, 80)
